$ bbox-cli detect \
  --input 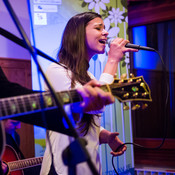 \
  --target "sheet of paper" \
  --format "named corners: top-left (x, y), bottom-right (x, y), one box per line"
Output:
top-left (34, 4), bottom-right (57, 12)
top-left (33, 0), bottom-right (62, 5)
top-left (34, 13), bottom-right (47, 25)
